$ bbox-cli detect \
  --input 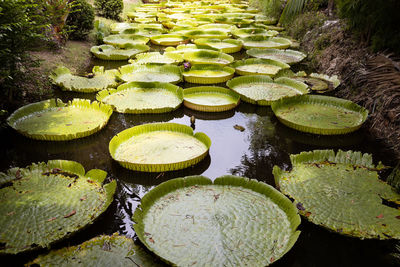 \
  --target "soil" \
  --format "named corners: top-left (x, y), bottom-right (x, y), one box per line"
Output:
top-left (294, 15), bottom-right (400, 162)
